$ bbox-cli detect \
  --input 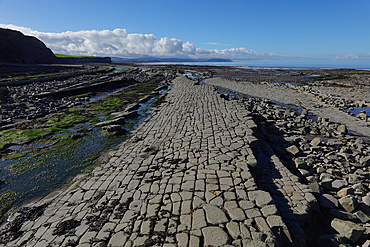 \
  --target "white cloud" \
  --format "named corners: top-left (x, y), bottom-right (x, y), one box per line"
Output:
top-left (205, 42), bottom-right (231, 46)
top-left (333, 53), bottom-right (370, 60)
top-left (0, 24), bottom-right (277, 59)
